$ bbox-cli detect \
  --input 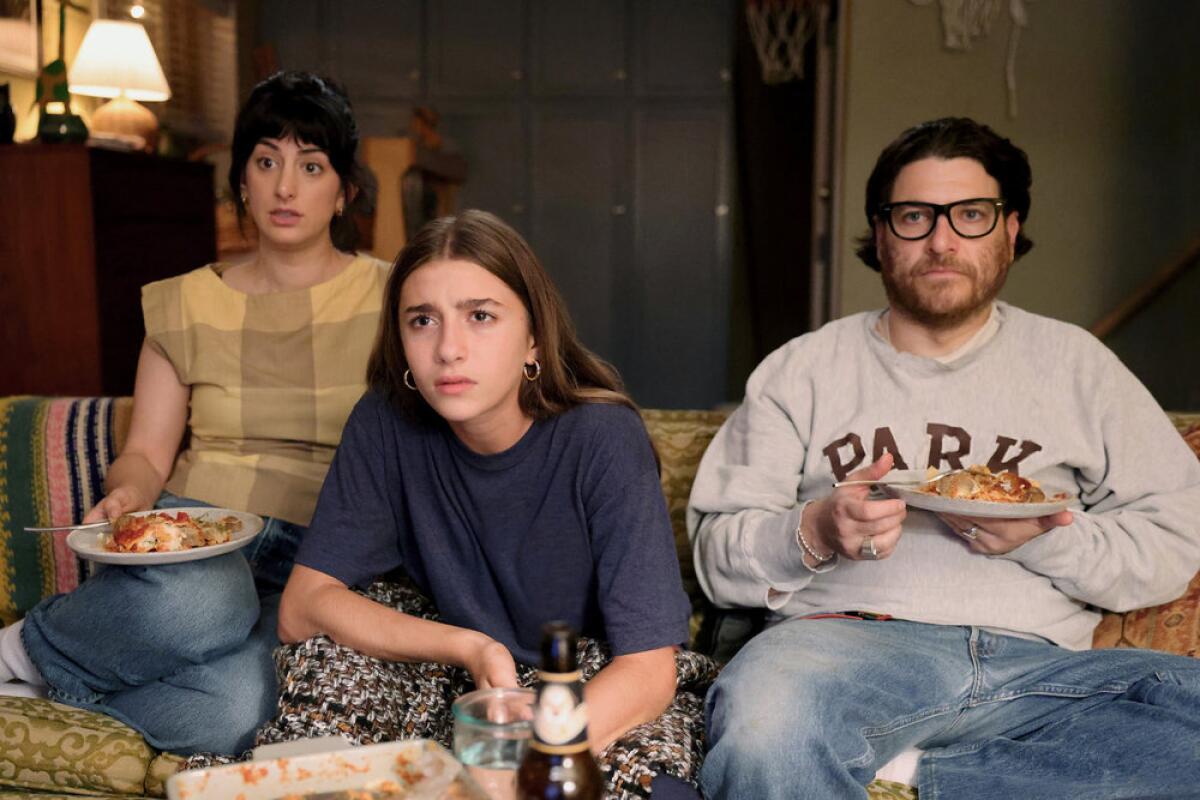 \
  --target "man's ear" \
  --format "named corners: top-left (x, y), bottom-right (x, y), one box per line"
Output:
top-left (1005, 212), bottom-right (1020, 257)
top-left (873, 218), bottom-right (886, 258)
